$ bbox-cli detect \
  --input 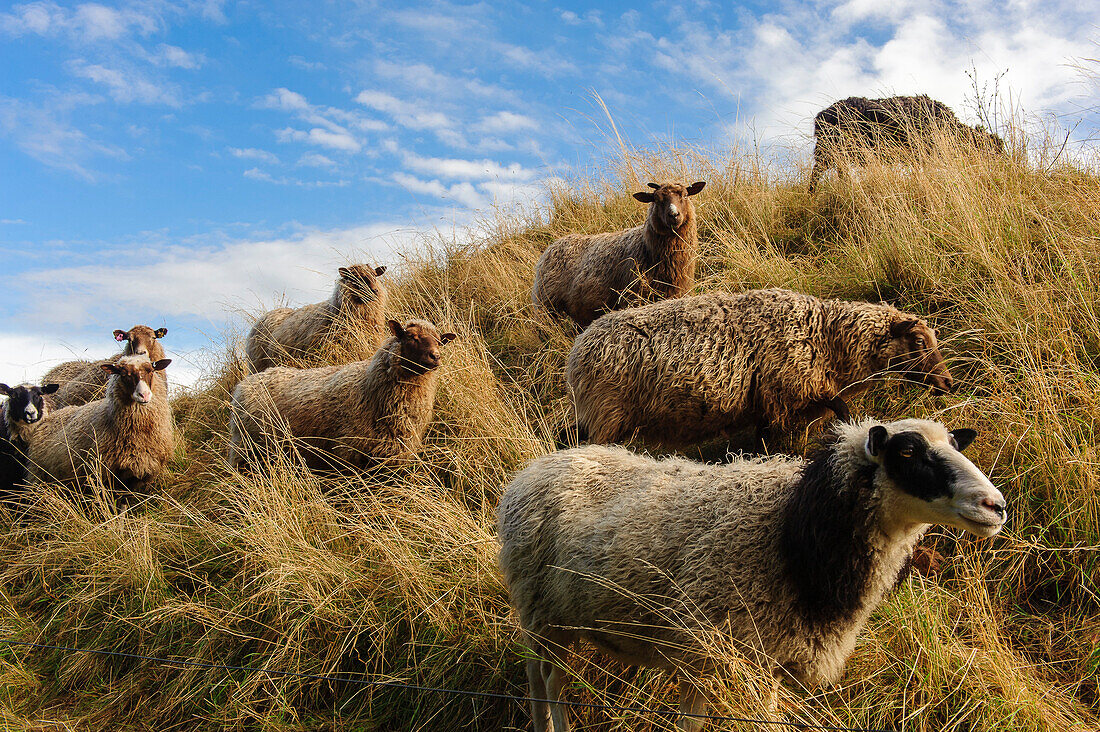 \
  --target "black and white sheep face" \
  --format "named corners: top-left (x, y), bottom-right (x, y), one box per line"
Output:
top-left (0, 383), bottom-right (59, 424)
top-left (864, 420), bottom-right (1006, 537)
top-left (113, 325), bottom-right (167, 357)
top-left (101, 357), bottom-right (171, 405)
top-left (632, 181), bottom-right (705, 231)
top-left (387, 319), bottom-right (457, 375)
top-left (338, 264), bottom-right (386, 304)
